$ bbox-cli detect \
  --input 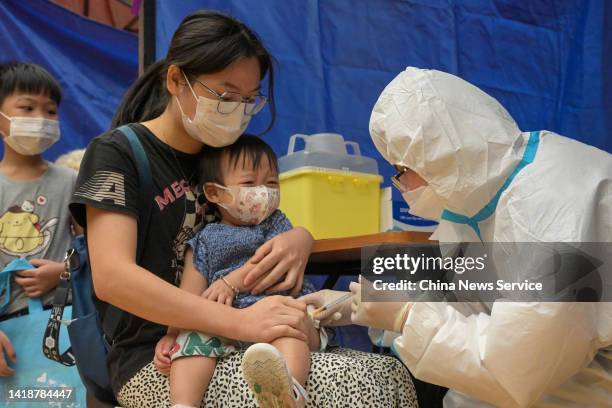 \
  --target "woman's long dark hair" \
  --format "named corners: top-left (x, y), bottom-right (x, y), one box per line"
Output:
top-left (112, 11), bottom-right (275, 131)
